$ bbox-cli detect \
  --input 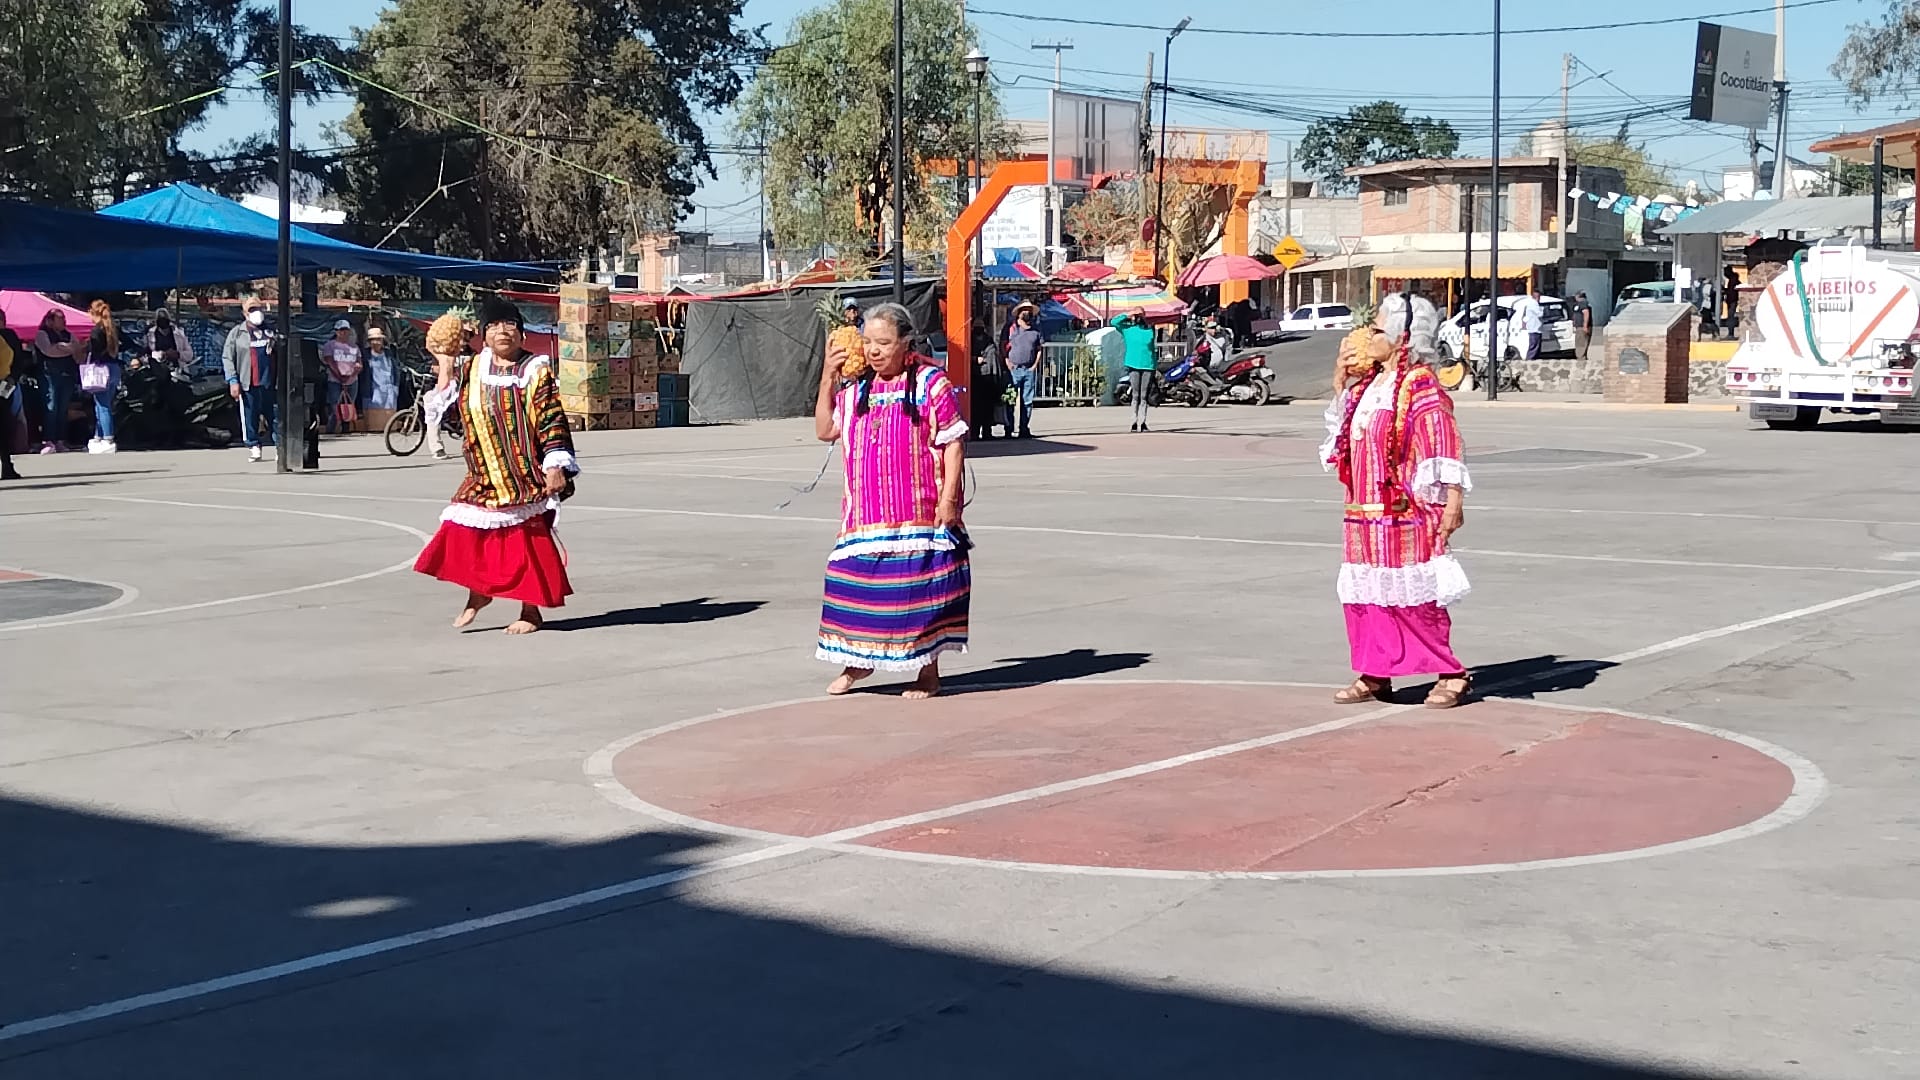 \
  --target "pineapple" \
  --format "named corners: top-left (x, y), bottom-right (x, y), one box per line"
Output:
top-left (816, 295), bottom-right (868, 377)
top-left (426, 306), bottom-right (474, 358)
